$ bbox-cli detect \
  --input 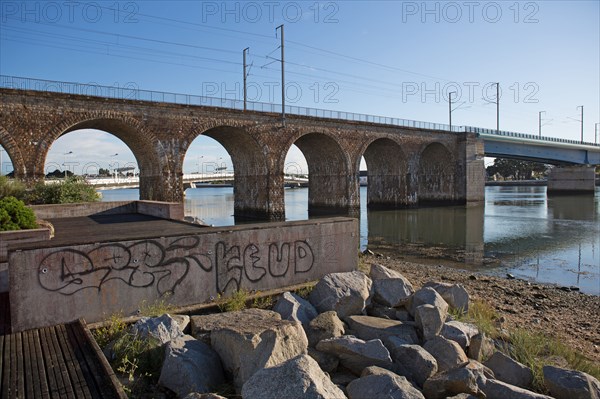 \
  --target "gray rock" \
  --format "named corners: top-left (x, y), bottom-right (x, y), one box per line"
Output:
top-left (408, 287), bottom-right (449, 317)
top-left (484, 351), bottom-right (533, 389)
top-left (424, 282), bottom-right (470, 313)
top-left (370, 263), bottom-right (411, 280)
top-left (396, 309), bottom-right (413, 322)
top-left (305, 310), bottom-right (346, 347)
top-left (347, 368), bottom-right (425, 399)
top-left (273, 291), bottom-right (319, 327)
top-left (391, 344), bottom-right (438, 387)
top-left (331, 368), bottom-right (358, 387)
top-left (190, 308), bottom-right (280, 342)
top-left (158, 335), bottom-right (225, 397)
top-left (309, 271), bottom-right (372, 319)
top-left (308, 347), bottom-right (339, 373)
top-left (132, 314), bottom-right (183, 344)
top-left (422, 360), bottom-right (492, 399)
top-left (171, 314), bottom-right (191, 332)
top-left (366, 302), bottom-right (398, 319)
top-left (423, 336), bottom-right (469, 373)
top-left (441, 321), bottom-right (479, 350)
top-left (317, 335), bottom-right (393, 375)
top-left (372, 277), bottom-right (415, 307)
top-left (480, 378), bottom-right (555, 399)
top-left (543, 365), bottom-right (600, 399)
top-left (205, 309), bottom-right (308, 391)
top-left (346, 315), bottom-right (419, 346)
top-left (241, 354), bottom-right (347, 399)
top-left (468, 333), bottom-right (495, 362)
top-left (415, 304), bottom-right (447, 341)
top-left (446, 395), bottom-right (480, 399)
top-left (182, 394), bottom-right (228, 399)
